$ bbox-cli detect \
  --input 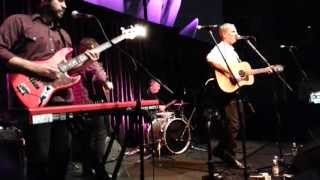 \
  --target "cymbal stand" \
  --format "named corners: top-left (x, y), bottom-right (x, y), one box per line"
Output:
top-left (178, 104), bottom-right (195, 140)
